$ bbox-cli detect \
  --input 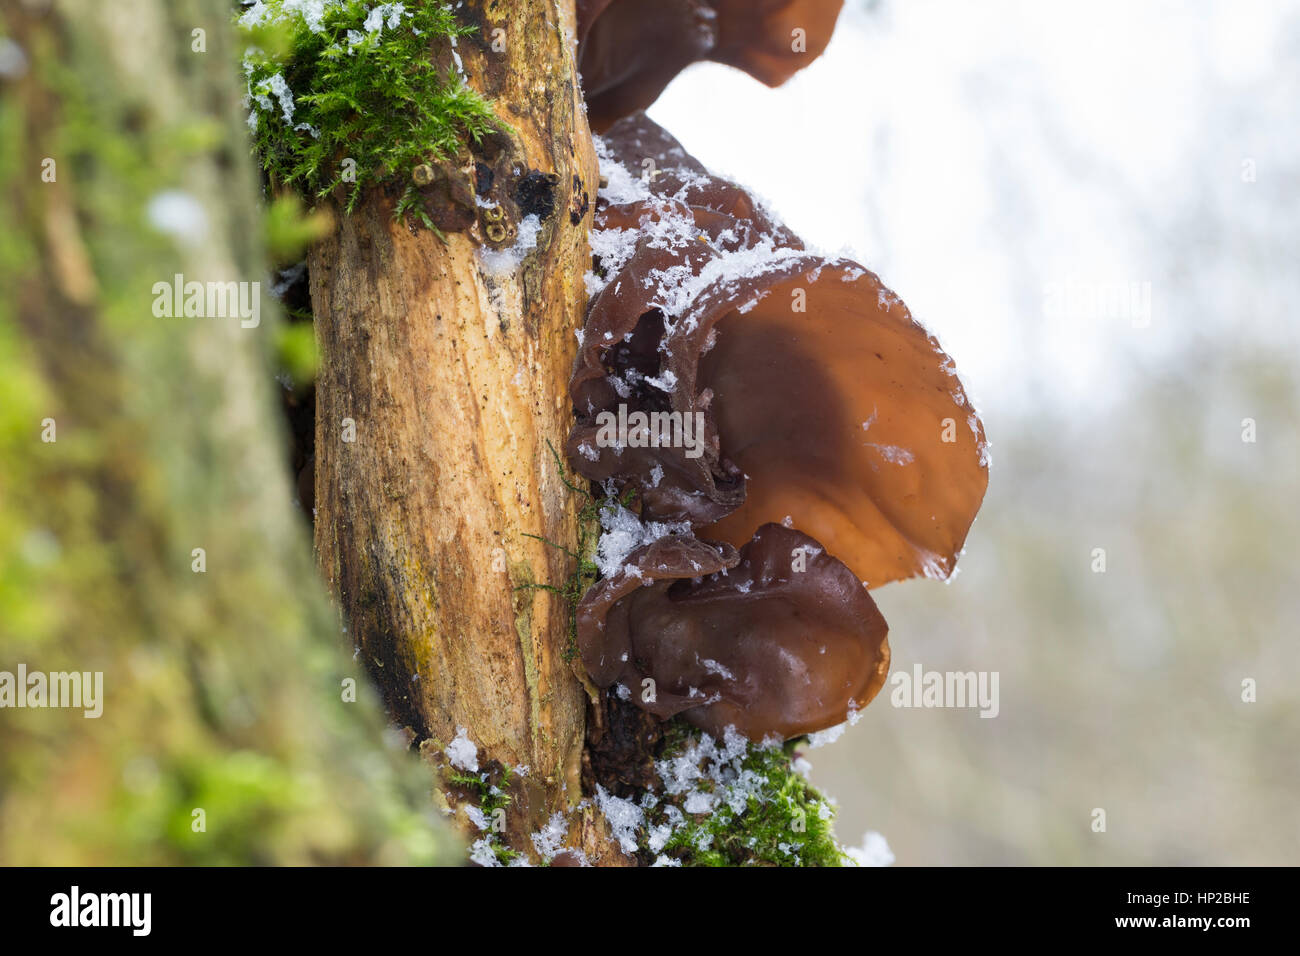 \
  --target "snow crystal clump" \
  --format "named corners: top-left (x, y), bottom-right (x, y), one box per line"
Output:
top-left (807, 702), bottom-right (863, 748)
top-left (682, 790), bottom-right (718, 815)
top-left (594, 500), bottom-right (691, 579)
top-left (700, 657), bottom-right (734, 680)
top-left (261, 72), bottom-right (296, 124)
top-left (585, 225), bottom-right (640, 297)
top-left (656, 241), bottom-right (809, 329)
top-left (592, 136), bottom-right (654, 206)
top-left (595, 785), bottom-right (644, 855)
top-left (239, 1), bottom-right (341, 34)
top-left (843, 830), bottom-right (895, 867)
top-left (530, 811), bottom-right (569, 861)
top-left (445, 726), bottom-right (479, 772)
top-left (805, 723), bottom-right (845, 748)
top-left (468, 837), bottom-right (501, 867)
top-left (362, 3), bottom-right (405, 33)
top-left (655, 727), bottom-right (766, 820)
top-left (647, 821), bottom-right (676, 854)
